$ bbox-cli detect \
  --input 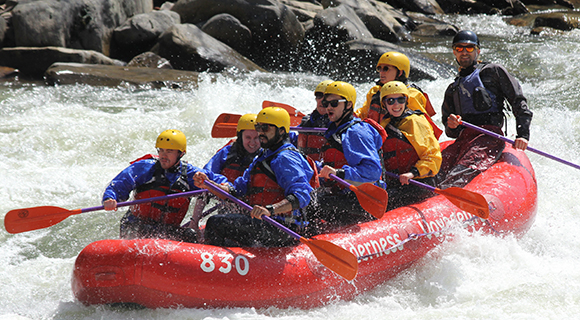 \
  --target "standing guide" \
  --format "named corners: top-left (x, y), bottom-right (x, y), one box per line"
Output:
top-left (437, 30), bottom-right (533, 189)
